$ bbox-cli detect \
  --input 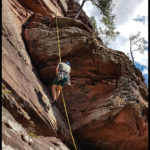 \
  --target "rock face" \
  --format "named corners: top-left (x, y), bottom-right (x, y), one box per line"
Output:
top-left (16, 0), bottom-right (67, 18)
top-left (2, 0), bottom-right (148, 150)
top-left (22, 12), bottom-right (148, 150)
top-left (2, 0), bottom-right (71, 149)
top-left (2, 106), bottom-right (70, 150)
top-left (66, 0), bottom-right (94, 30)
